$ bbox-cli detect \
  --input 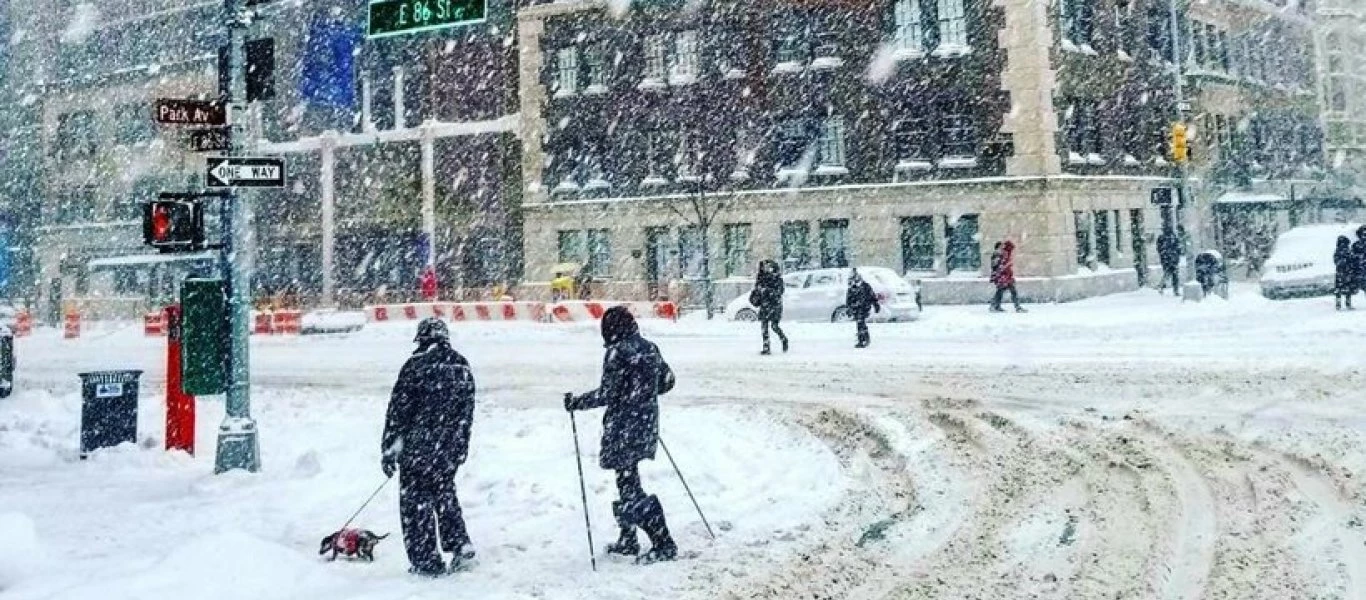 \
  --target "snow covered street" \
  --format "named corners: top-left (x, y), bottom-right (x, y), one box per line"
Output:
top-left (3, 284), bottom-right (1366, 599)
